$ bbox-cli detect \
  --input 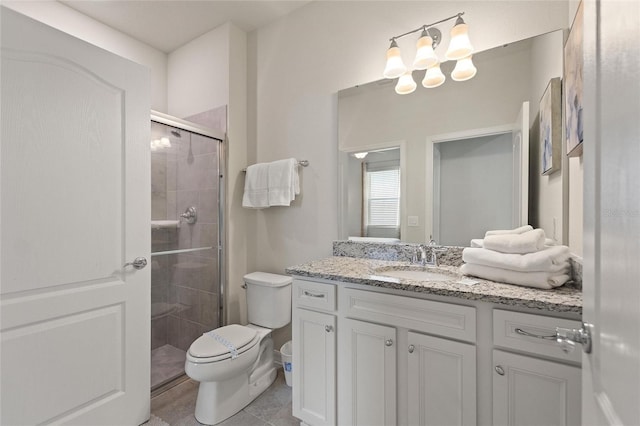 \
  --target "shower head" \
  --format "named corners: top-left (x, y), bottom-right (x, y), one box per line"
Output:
top-left (171, 129), bottom-right (181, 138)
